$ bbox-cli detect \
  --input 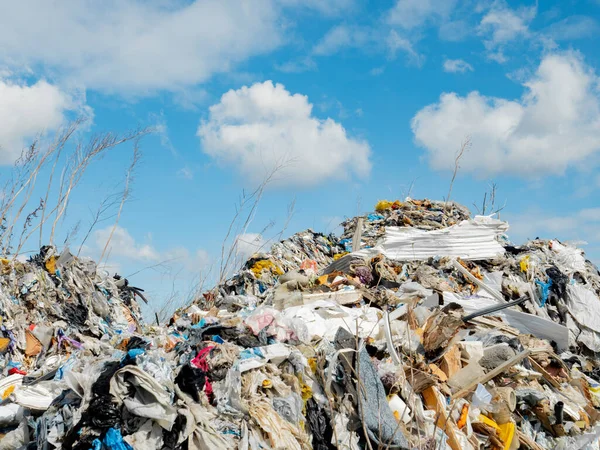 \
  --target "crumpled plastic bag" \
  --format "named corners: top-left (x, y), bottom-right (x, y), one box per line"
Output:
top-left (244, 306), bottom-right (309, 344)
top-left (470, 384), bottom-right (492, 410)
top-left (109, 365), bottom-right (177, 430)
